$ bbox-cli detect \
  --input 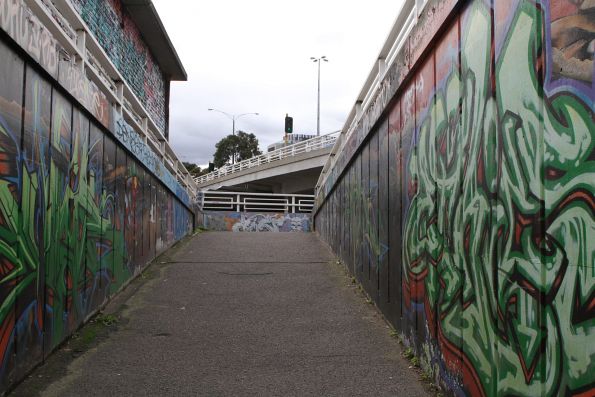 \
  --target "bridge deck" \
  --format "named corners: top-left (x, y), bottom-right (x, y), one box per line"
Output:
top-left (13, 233), bottom-right (429, 396)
